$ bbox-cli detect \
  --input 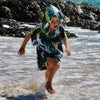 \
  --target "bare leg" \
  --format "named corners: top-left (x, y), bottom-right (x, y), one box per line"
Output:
top-left (45, 58), bottom-right (60, 94)
top-left (45, 62), bottom-right (52, 80)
